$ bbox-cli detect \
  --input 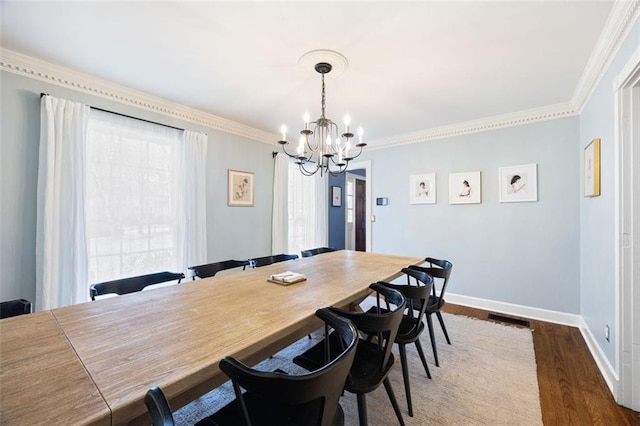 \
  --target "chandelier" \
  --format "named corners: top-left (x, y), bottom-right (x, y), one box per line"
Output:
top-left (278, 62), bottom-right (366, 176)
